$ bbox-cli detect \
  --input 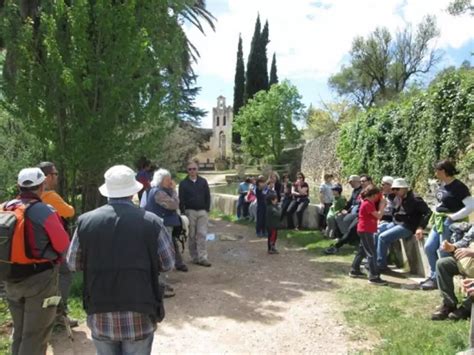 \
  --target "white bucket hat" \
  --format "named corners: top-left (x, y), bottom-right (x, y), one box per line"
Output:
top-left (382, 176), bottom-right (394, 185)
top-left (18, 168), bottom-right (46, 187)
top-left (99, 165), bottom-right (143, 198)
top-left (391, 178), bottom-right (409, 189)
